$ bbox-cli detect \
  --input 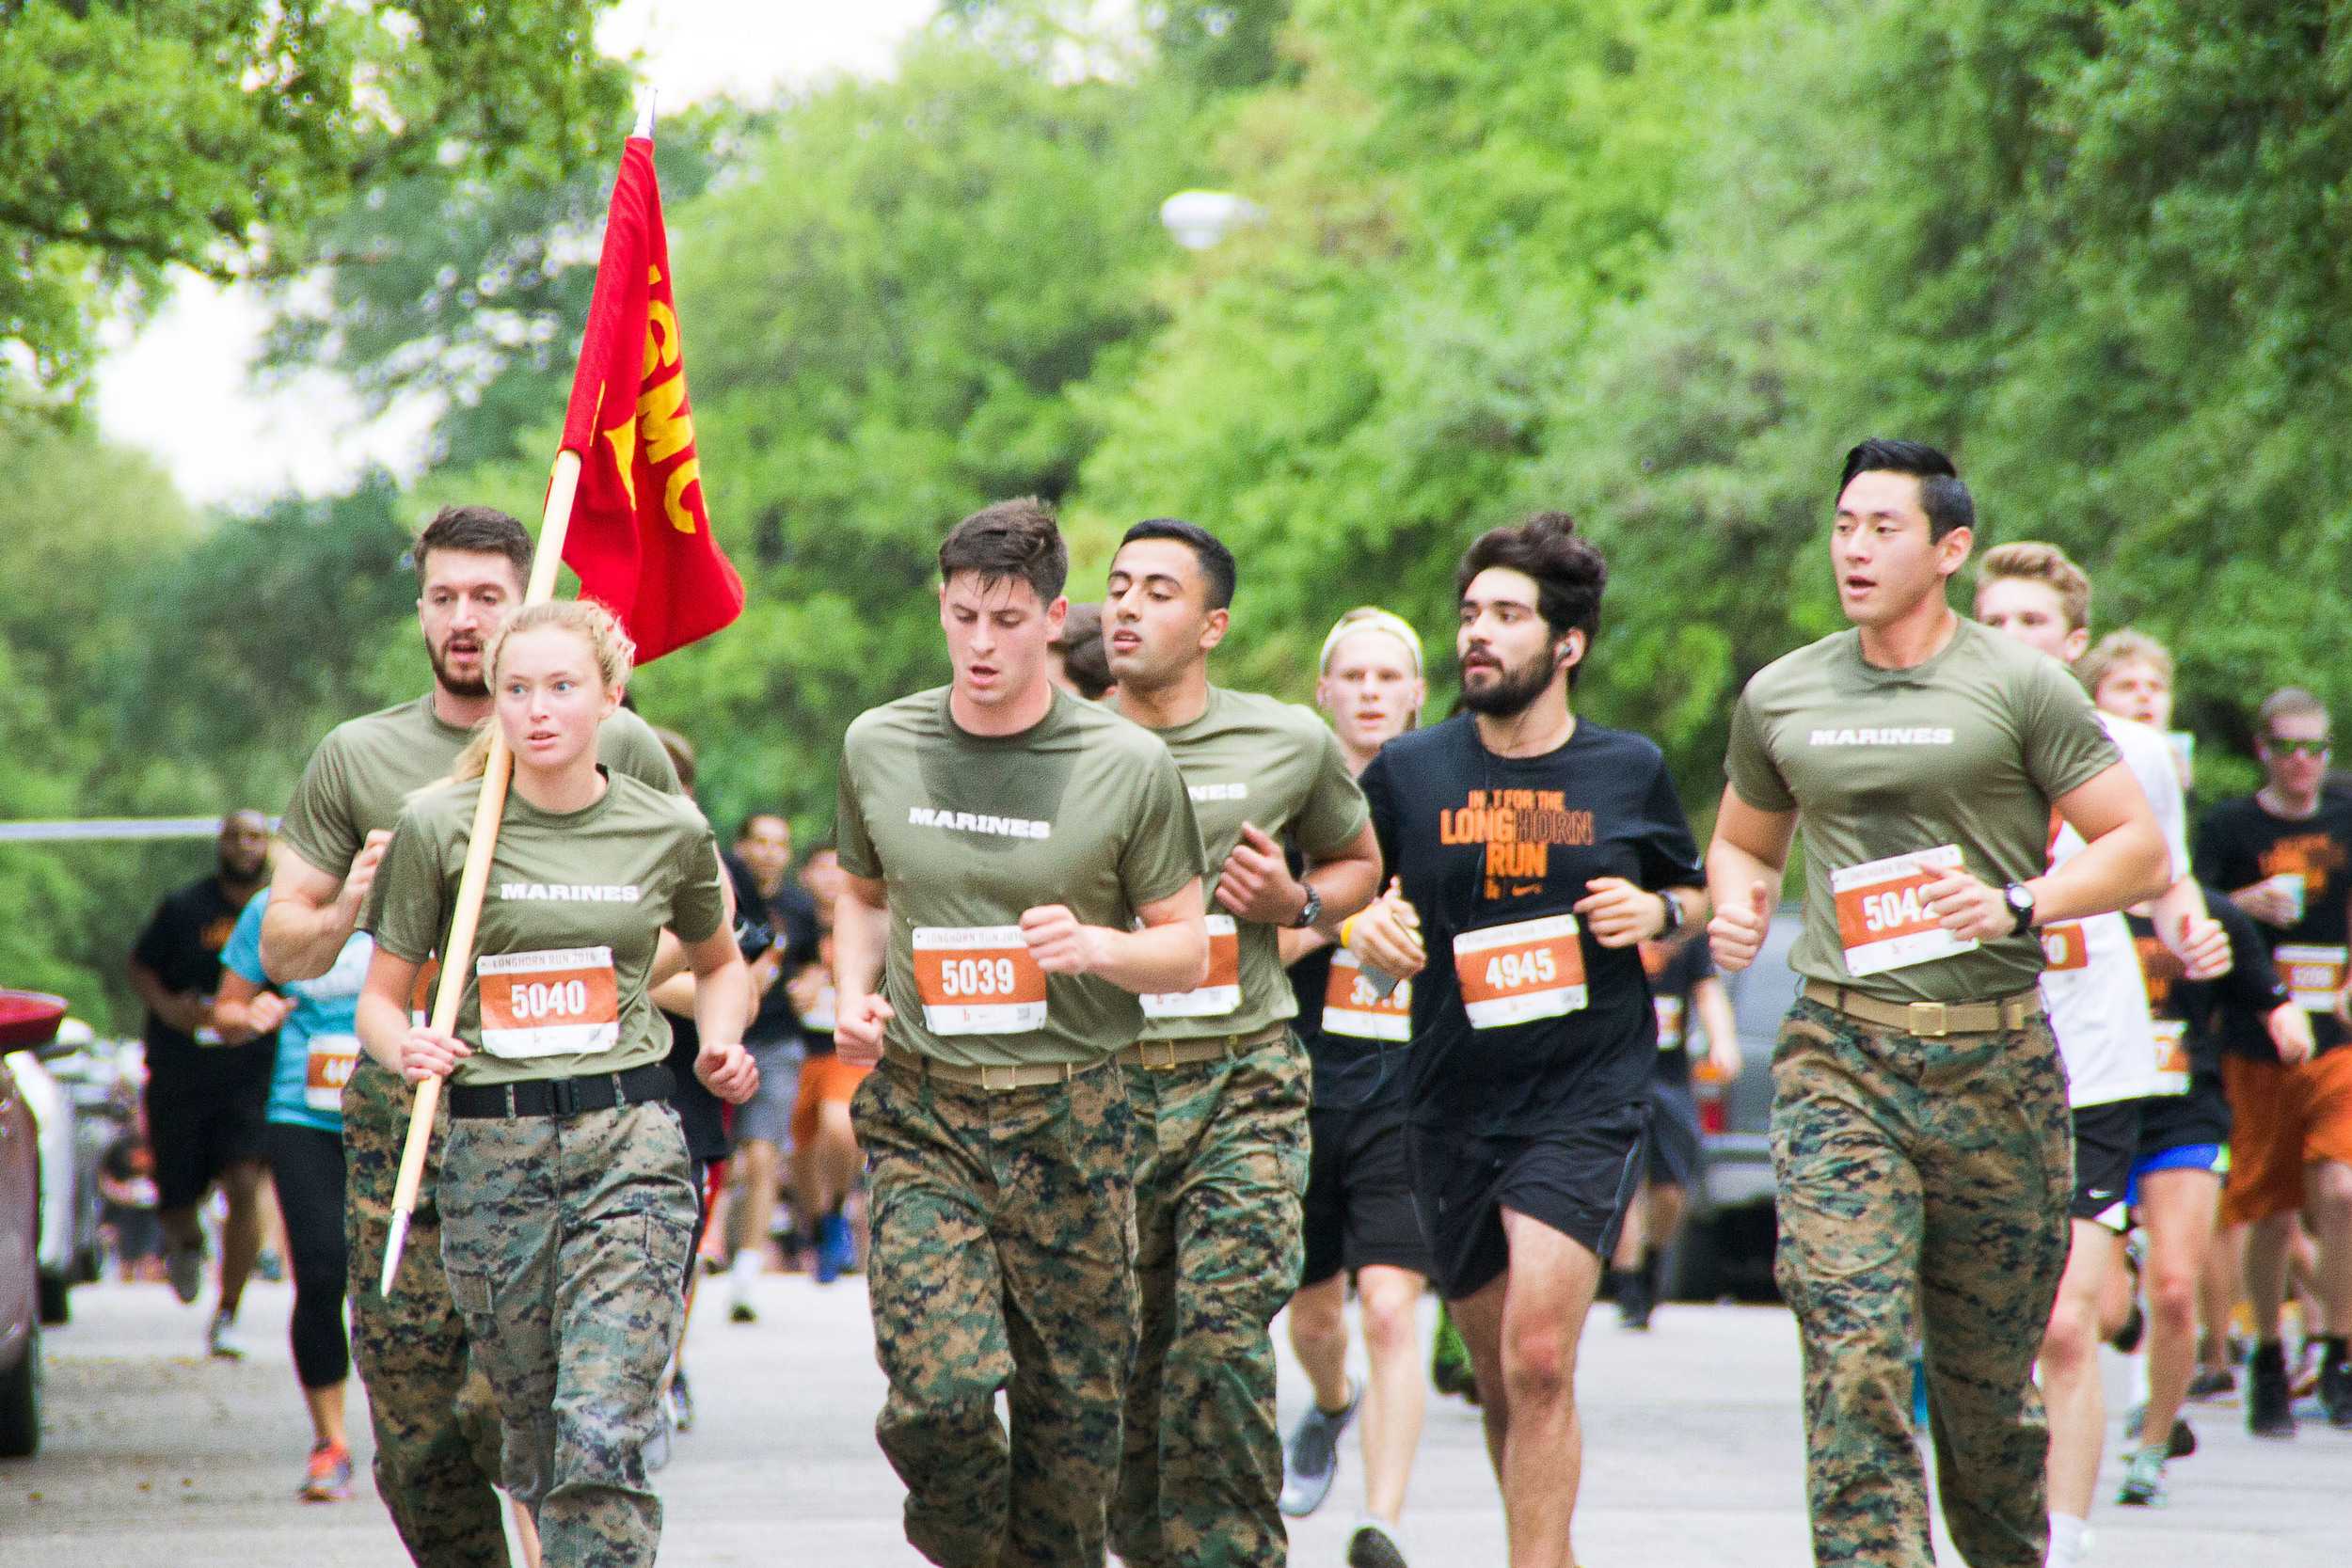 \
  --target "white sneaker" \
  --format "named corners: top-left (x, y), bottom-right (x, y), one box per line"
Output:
top-left (207, 1308), bottom-right (246, 1360)
top-left (727, 1250), bottom-right (759, 1323)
